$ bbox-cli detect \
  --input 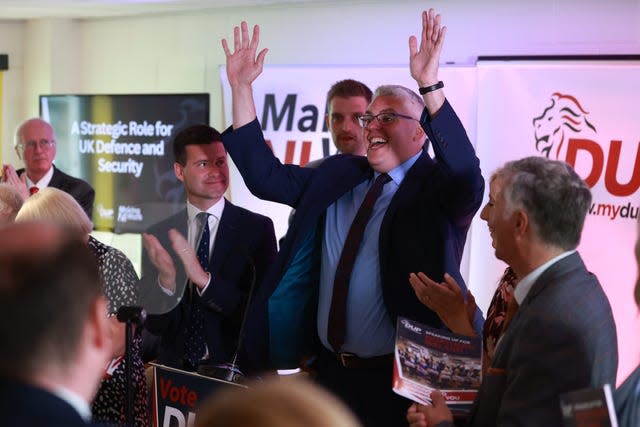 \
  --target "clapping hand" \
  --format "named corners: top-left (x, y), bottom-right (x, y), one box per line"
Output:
top-left (1, 164), bottom-right (30, 200)
top-left (409, 272), bottom-right (477, 337)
